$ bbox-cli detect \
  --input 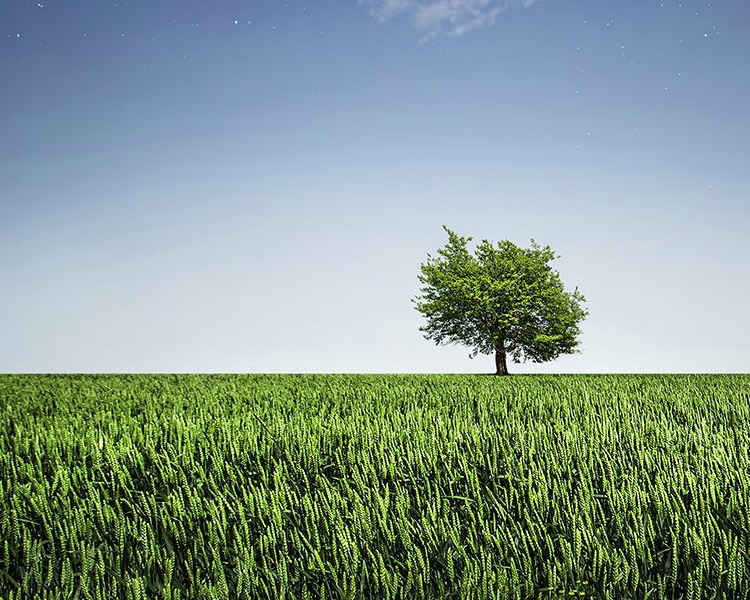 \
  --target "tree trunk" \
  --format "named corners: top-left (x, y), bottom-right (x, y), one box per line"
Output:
top-left (494, 344), bottom-right (509, 376)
